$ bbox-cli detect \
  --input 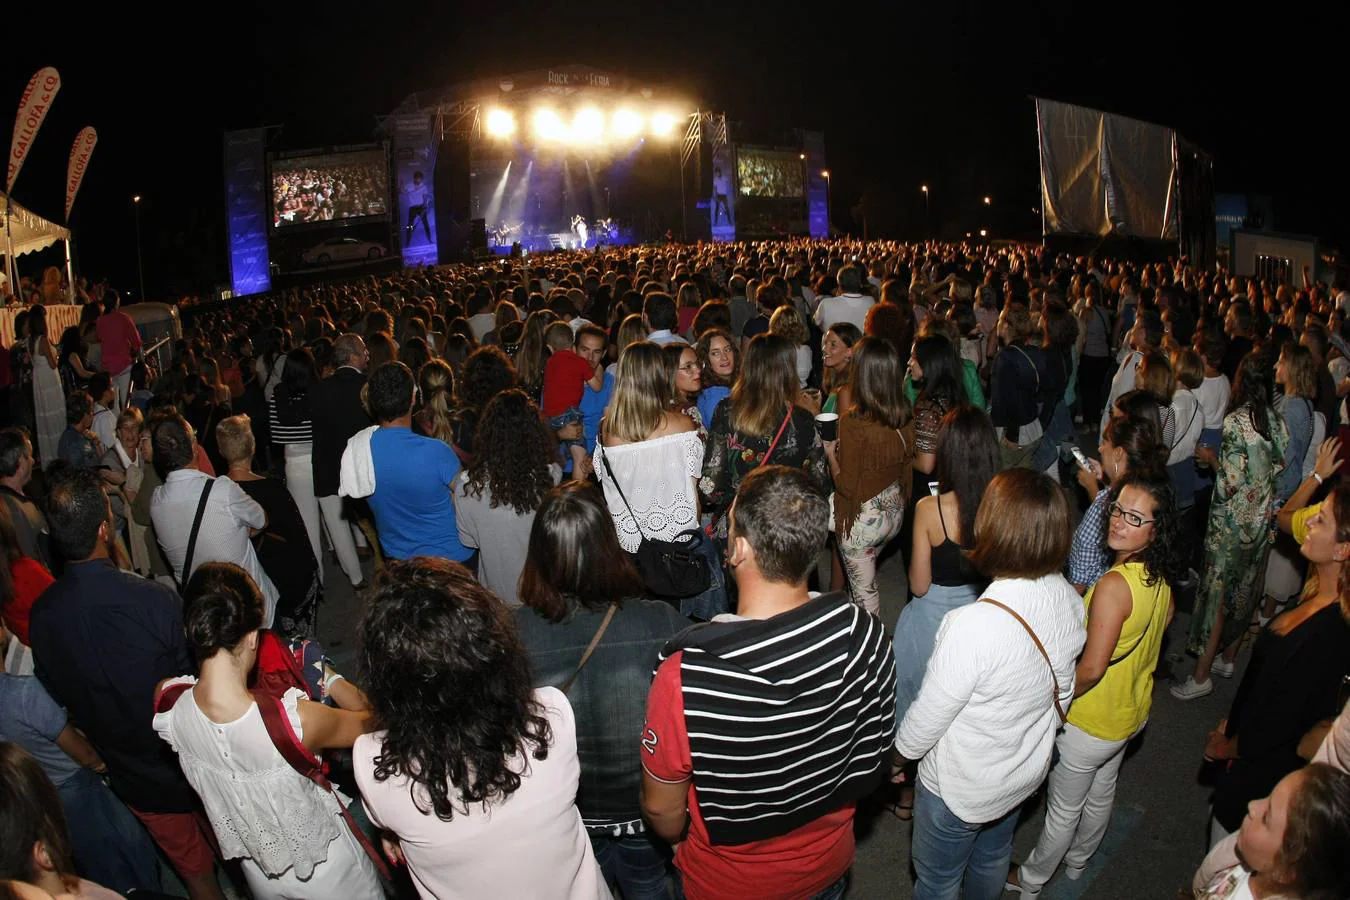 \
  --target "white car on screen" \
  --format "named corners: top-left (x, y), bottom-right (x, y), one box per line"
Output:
top-left (301, 236), bottom-right (386, 265)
